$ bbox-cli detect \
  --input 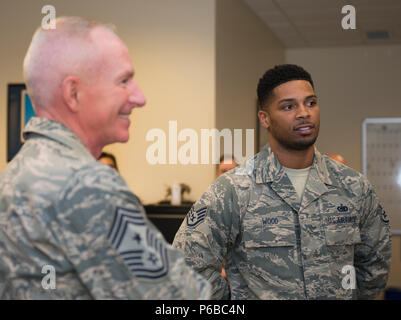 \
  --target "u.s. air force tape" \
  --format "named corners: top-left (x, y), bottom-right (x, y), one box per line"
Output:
top-left (186, 206), bottom-right (208, 228)
top-left (107, 206), bottom-right (169, 280)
